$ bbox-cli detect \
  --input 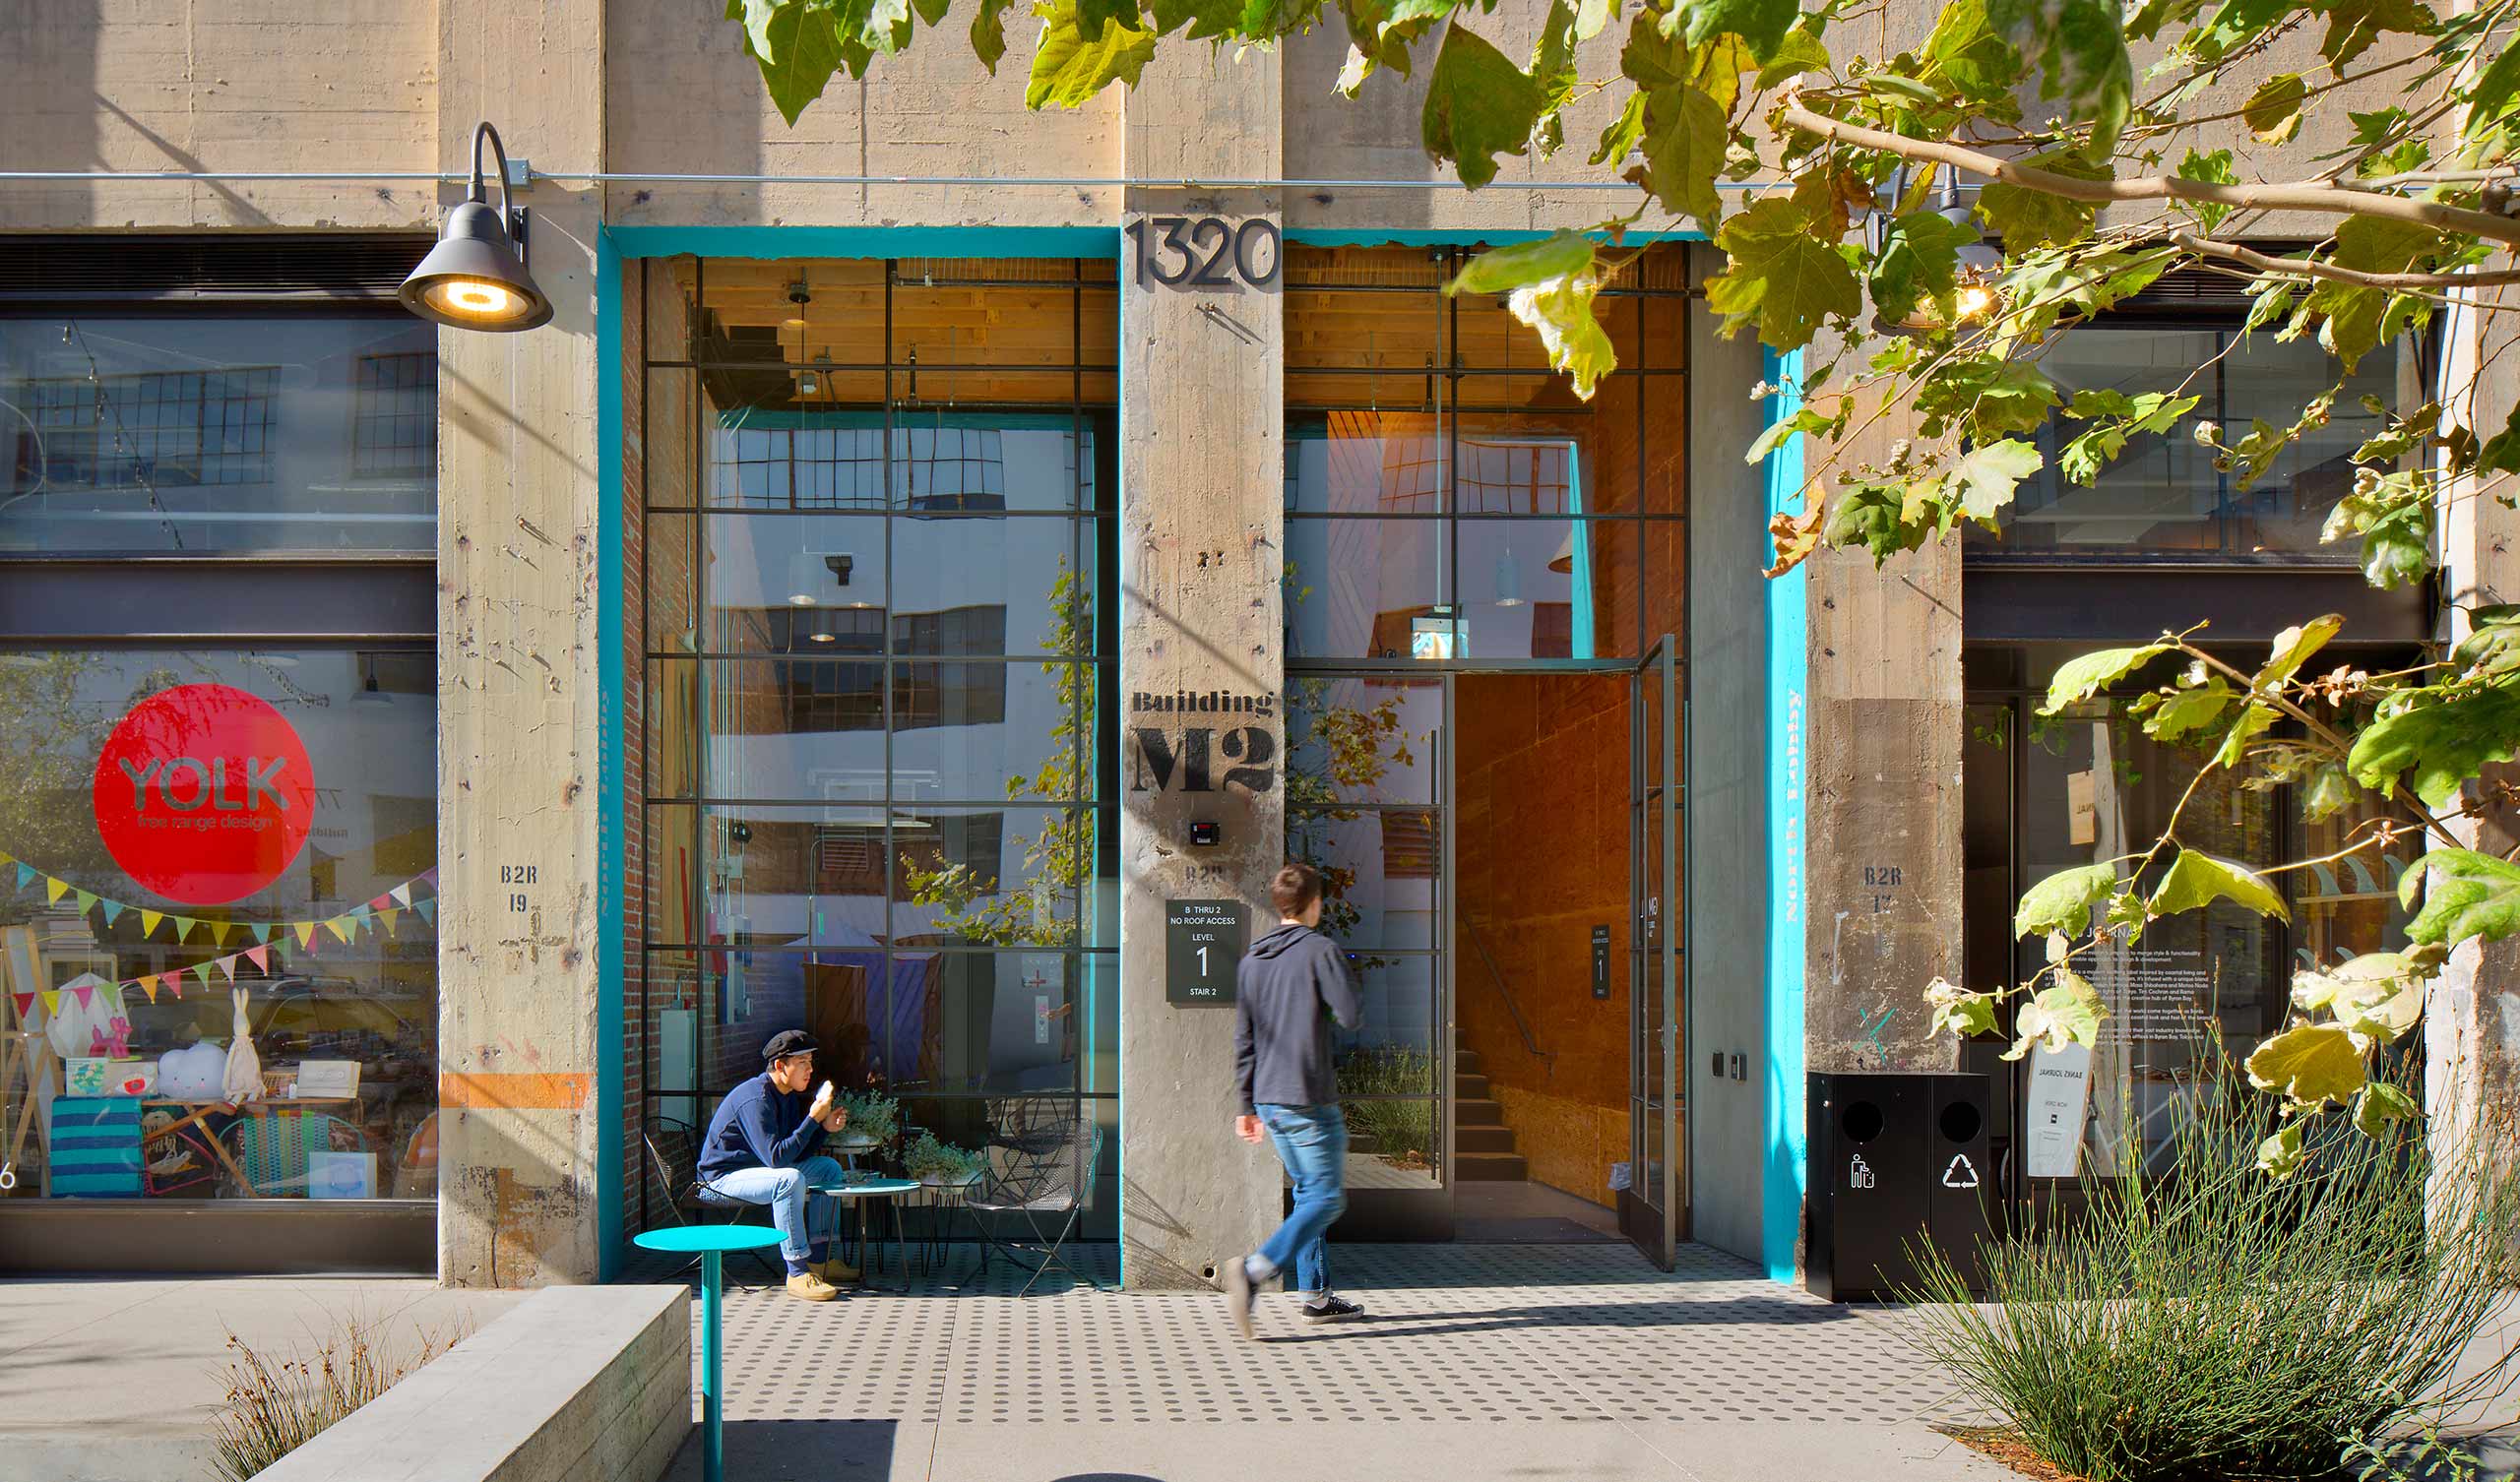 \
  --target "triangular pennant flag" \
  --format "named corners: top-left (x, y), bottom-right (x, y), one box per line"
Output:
top-left (190, 962), bottom-right (215, 984)
top-left (414, 897), bottom-right (437, 925)
top-left (10, 991), bottom-right (32, 1019)
top-left (40, 990), bottom-right (60, 1016)
top-left (0, 849), bottom-right (10, 868)
top-left (172, 916), bottom-right (197, 942)
top-left (367, 894), bottom-right (393, 913)
top-left (99, 899), bottom-right (124, 927)
top-left (138, 979), bottom-right (158, 1004)
top-left (292, 921), bottom-right (317, 950)
top-left (246, 945), bottom-right (270, 972)
top-left (379, 907), bottom-right (403, 937)
top-left (391, 883), bottom-right (413, 908)
top-left (214, 955), bottom-right (237, 982)
top-left (14, 862), bottom-right (33, 892)
top-left (351, 904), bottom-right (375, 927)
top-left (325, 916), bottom-right (354, 945)
top-left (250, 923), bottom-right (273, 944)
top-left (71, 890), bottom-right (96, 916)
top-left (420, 867), bottom-right (440, 888)
top-left (71, 984), bottom-right (94, 1008)
top-left (44, 876), bottom-right (69, 904)
top-left (141, 909), bottom-right (163, 937)
top-left (161, 972), bottom-right (184, 998)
